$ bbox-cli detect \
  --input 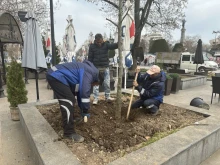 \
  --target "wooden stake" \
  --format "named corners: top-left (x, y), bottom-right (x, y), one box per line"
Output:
top-left (126, 71), bottom-right (138, 120)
